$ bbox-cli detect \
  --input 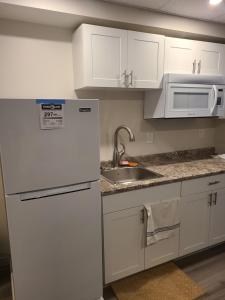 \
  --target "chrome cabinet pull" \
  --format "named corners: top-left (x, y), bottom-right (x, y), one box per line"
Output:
top-left (192, 59), bottom-right (197, 74)
top-left (208, 180), bottom-right (220, 186)
top-left (208, 193), bottom-right (213, 206)
top-left (128, 70), bottom-right (133, 87)
top-left (197, 60), bottom-right (201, 74)
top-left (212, 192), bottom-right (217, 205)
top-left (122, 70), bottom-right (129, 87)
top-left (140, 209), bottom-right (145, 223)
